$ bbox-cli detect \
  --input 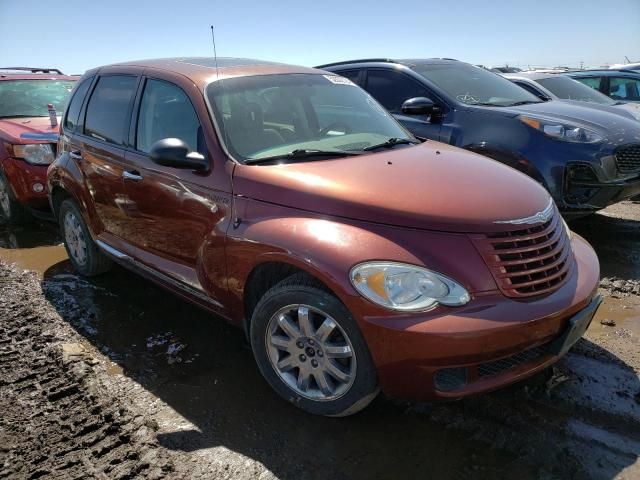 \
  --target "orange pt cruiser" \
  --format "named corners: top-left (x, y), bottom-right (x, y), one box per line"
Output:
top-left (48, 58), bottom-right (601, 416)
